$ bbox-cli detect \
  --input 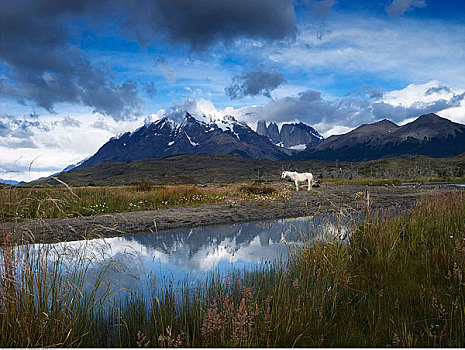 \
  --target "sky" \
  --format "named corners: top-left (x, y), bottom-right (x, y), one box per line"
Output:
top-left (2, 0), bottom-right (465, 182)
